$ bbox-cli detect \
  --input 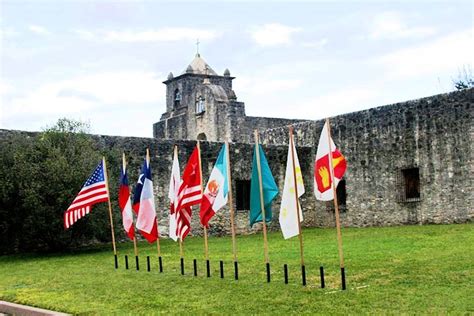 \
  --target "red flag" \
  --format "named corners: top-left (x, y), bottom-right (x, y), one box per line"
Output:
top-left (119, 154), bottom-right (135, 240)
top-left (64, 160), bottom-right (109, 229)
top-left (314, 121), bottom-right (347, 201)
top-left (176, 146), bottom-right (202, 240)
